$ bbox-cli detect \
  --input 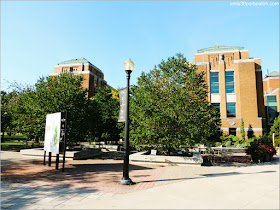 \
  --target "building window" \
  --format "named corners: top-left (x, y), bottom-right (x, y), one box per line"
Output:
top-left (267, 95), bottom-right (278, 124)
top-left (225, 71), bottom-right (235, 93)
top-left (210, 72), bottom-right (219, 93)
top-left (229, 128), bottom-right (236, 136)
top-left (227, 103), bottom-right (236, 118)
top-left (212, 103), bottom-right (220, 113)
